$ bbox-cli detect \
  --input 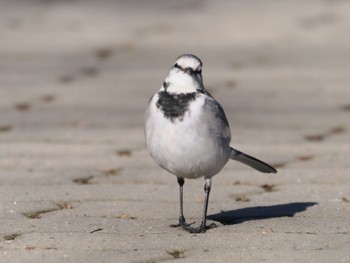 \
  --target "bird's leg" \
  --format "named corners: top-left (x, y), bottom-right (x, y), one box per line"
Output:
top-left (170, 177), bottom-right (193, 228)
top-left (199, 178), bottom-right (217, 231)
top-left (185, 178), bottom-right (217, 233)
